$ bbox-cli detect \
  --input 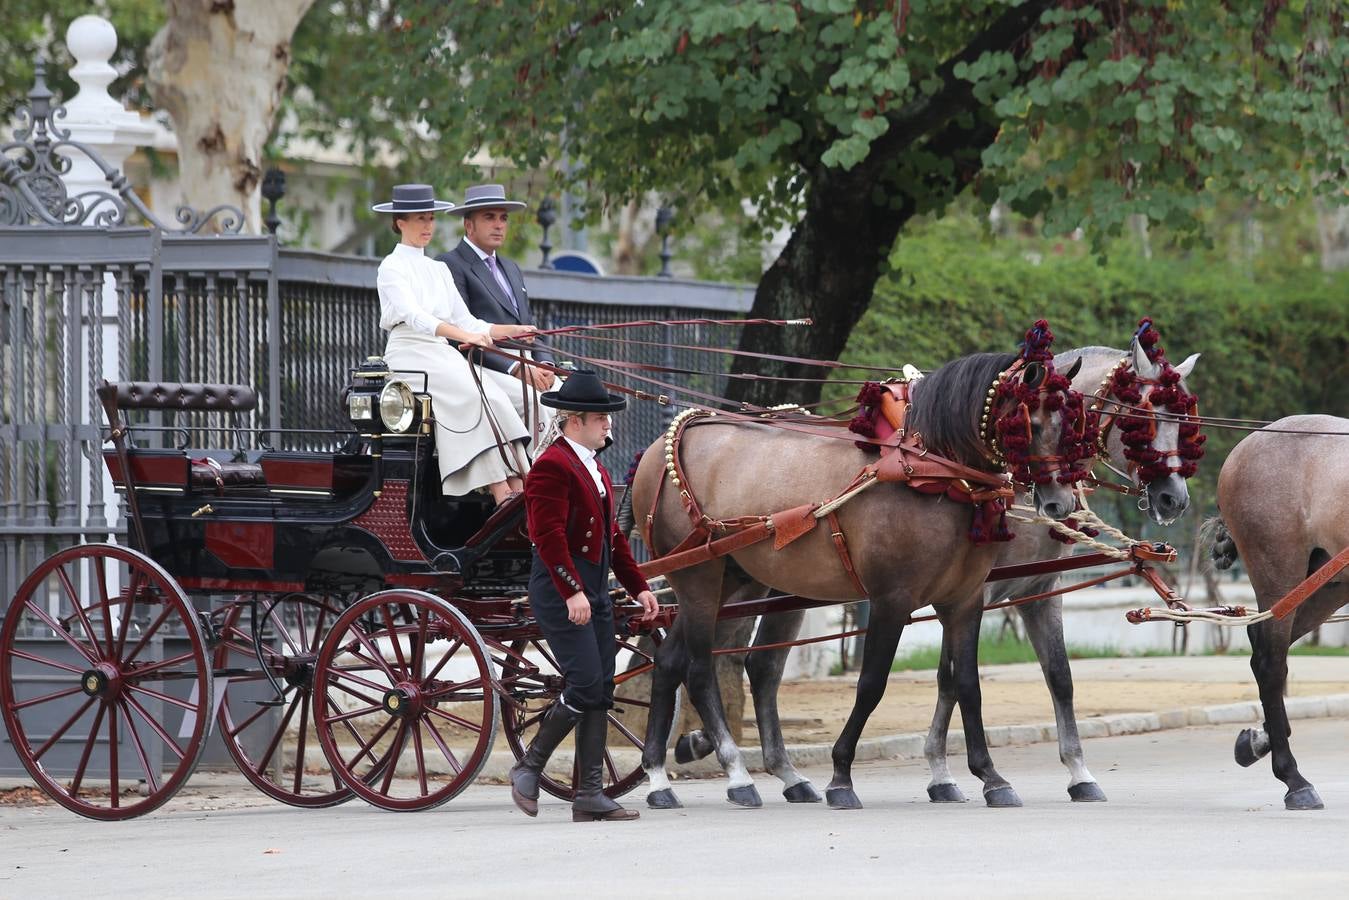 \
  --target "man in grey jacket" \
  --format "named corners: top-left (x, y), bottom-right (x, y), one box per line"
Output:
top-left (437, 184), bottom-right (560, 446)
